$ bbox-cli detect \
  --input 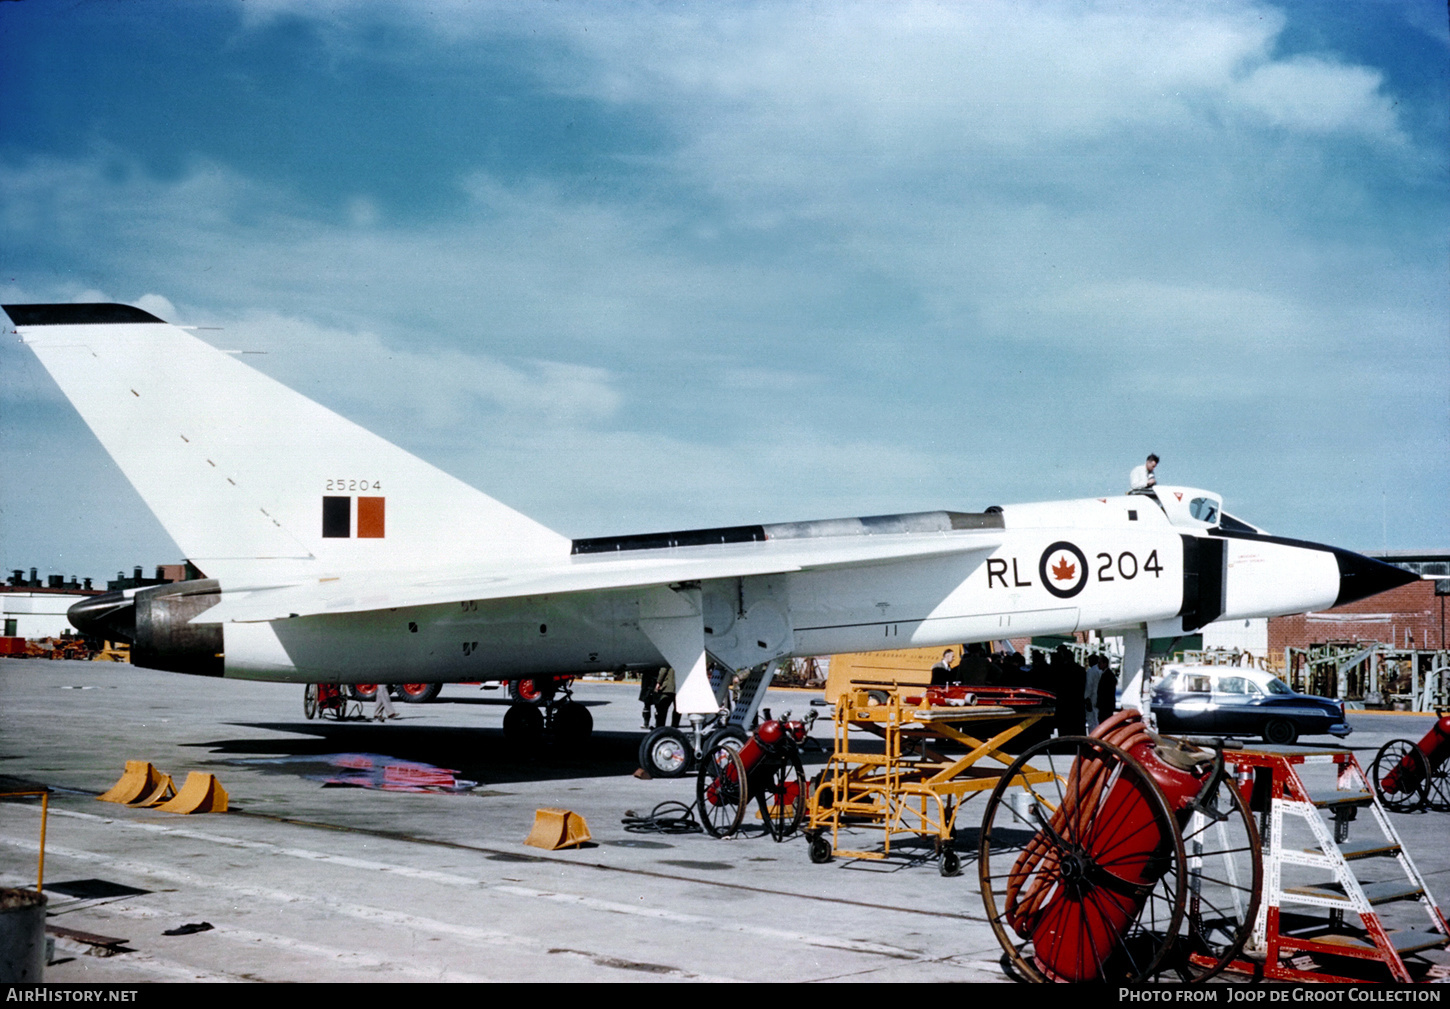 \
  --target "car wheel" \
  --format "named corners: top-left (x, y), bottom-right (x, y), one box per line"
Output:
top-left (1263, 718), bottom-right (1298, 746)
